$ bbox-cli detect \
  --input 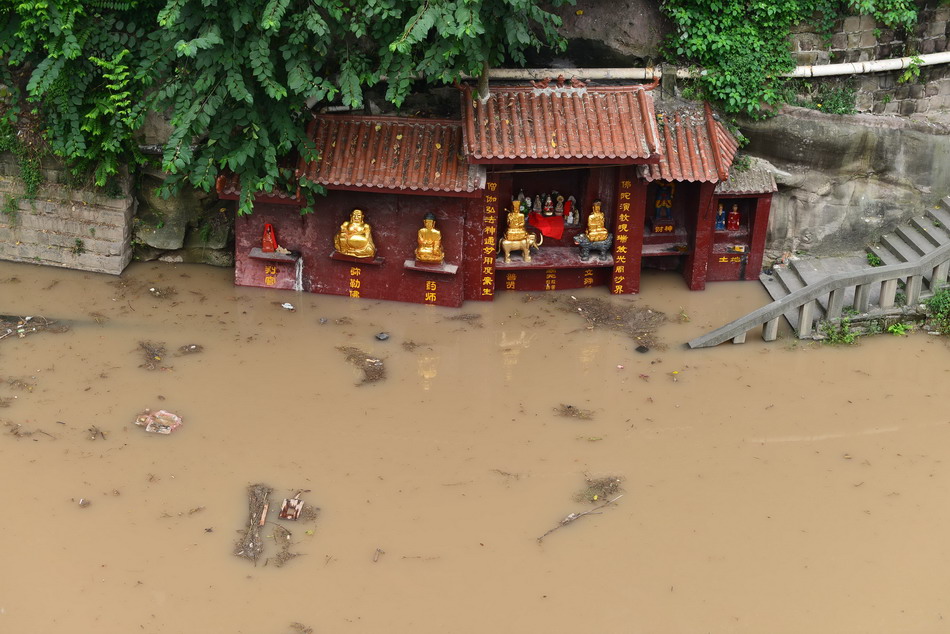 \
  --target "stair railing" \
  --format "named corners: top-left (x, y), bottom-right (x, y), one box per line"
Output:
top-left (688, 242), bottom-right (950, 348)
